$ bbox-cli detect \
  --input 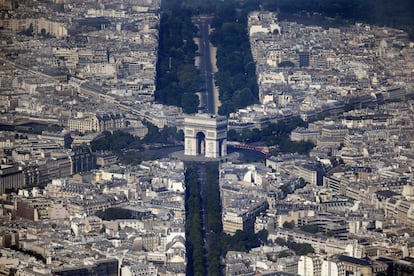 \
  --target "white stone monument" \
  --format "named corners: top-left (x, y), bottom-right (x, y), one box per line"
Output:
top-left (184, 114), bottom-right (227, 158)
